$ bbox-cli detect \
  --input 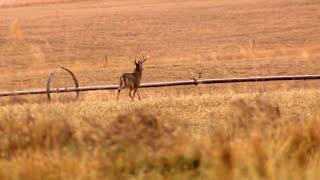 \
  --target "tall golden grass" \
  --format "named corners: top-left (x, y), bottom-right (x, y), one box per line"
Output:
top-left (0, 90), bottom-right (319, 179)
